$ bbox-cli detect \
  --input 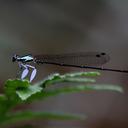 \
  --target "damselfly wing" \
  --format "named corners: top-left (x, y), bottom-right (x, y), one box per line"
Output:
top-left (34, 52), bottom-right (110, 67)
